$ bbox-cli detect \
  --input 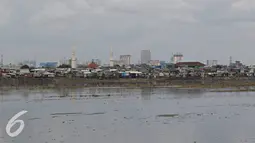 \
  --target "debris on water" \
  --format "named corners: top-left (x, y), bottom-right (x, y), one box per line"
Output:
top-left (92, 94), bottom-right (100, 97)
top-left (51, 112), bottom-right (105, 118)
top-left (28, 117), bottom-right (41, 120)
top-left (52, 116), bottom-right (59, 118)
top-left (124, 116), bottom-right (133, 119)
top-left (80, 95), bottom-right (87, 97)
top-left (51, 112), bottom-right (83, 116)
top-left (157, 114), bottom-right (179, 118)
top-left (84, 112), bottom-right (106, 116)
